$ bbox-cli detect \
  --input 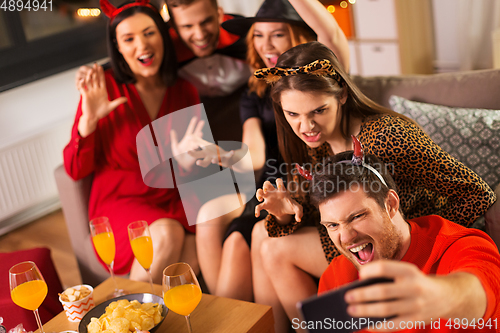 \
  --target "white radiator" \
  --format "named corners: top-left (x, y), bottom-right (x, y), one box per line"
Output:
top-left (0, 120), bottom-right (71, 235)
